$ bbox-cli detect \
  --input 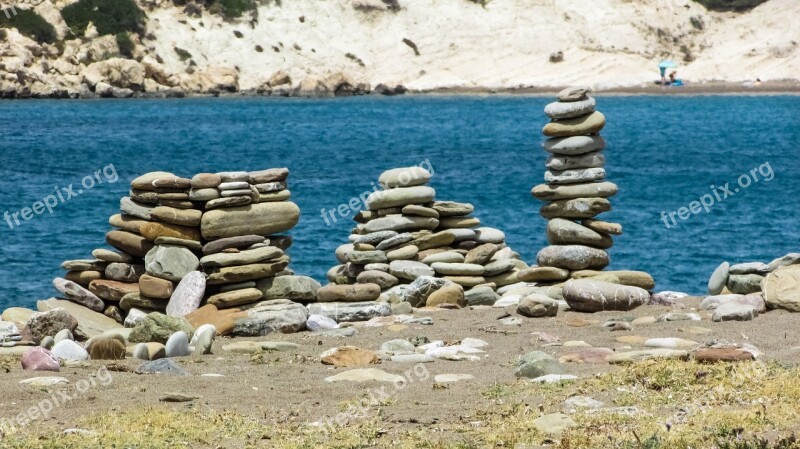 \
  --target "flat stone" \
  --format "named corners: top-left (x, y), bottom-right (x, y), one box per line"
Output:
top-left (316, 284), bottom-right (381, 302)
top-left (201, 202), bottom-right (300, 240)
top-left (120, 197), bottom-right (154, 220)
top-left (347, 250), bottom-right (388, 265)
top-left (546, 151), bottom-right (605, 171)
top-left (571, 270), bottom-right (655, 290)
top-left (232, 299), bottom-right (308, 336)
top-left (530, 374), bottom-right (578, 383)
top-left (694, 348), bottom-right (755, 363)
top-left (140, 222), bottom-right (200, 242)
top-left (729, 262), bottom-right (771, 275)
top-left (136, 358), bottom-right (189, 375)
top-left (545, 167), bottom-right (606, 185)
top-left (389, 260), bottom-right (435, 281)
top-left (185, 304), bottom-right (244, 336)
top-left (546, 218), bottom-right (613, 249)
top-left (532, 181), bottom-right (617, 201)
top-left (562, 279), bottom-right (649, 312)
top-left (557, 86), bottom-right (589, 101)
top-left (542, 135), bottom-right (605, 156)
top-left (465, 286), bottom-right (499, 306)
top-left (608, 349), bottom-right (690, 364)
top-left (432, 201), bottom-right (474, 217)
top-left (359, 215), bottom-right (439, 233)
top-left (540, 197), bottom-right (611, 219)
top-left (325, 368), bottom-right (404, 383)
top-left (378, 166), bottom-right (432, 188)
top-left (559, 348), bottom-right (614, 364)
top-left (321, 346), bottom-right (379, 367)
top-left (106, 230), bottom-right (154, 258)
top-left (537, 245), bottom-right (609, 271)
top-left (644, 338), bottom-right (699, 349)
top-left (89, 279), bottom-right (140, 302)
top-left (517, 294), bottom-right (559, 317)
top-left (542, 111), bottom-right (605, 137)
top-left (431, 262), bottom-right (485, 276)
top-left (19, 376), bottom-right (69, 387)
top-left (434, 374), bottom-right (474, 383)
top-left (726, 273), bottom-right (765, 295)
top-left (53, 278), bottom-right (104, 312)
top-left (307, 301), bottom-right (391, 323)
top-left (248, 168), bottom-right (289, 184)
top-left (712, 302), bottom-right (758, 322)
top-left (517, 266), bottom-right (569, 282)
top-left (206, 260), bottom-right (288, 285)
top-left (533, 413), bottom-right (578, 435)
top-left (139, 274), bottom-right (175, 299)
top-left (545, 96), bottom-right (595, 120)
top-left (202, 235), bottom-right (266, 255)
